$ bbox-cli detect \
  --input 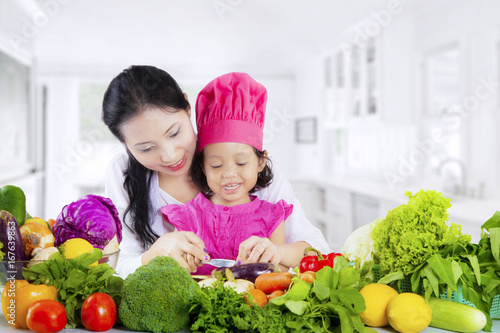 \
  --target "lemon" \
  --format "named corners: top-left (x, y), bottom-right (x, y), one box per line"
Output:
top-left (60, 238), bottom-right (97, 266)
top-left (359, 283), bottom-right (399, 327)
top-left (387, 293), bottom-right (432, 333)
